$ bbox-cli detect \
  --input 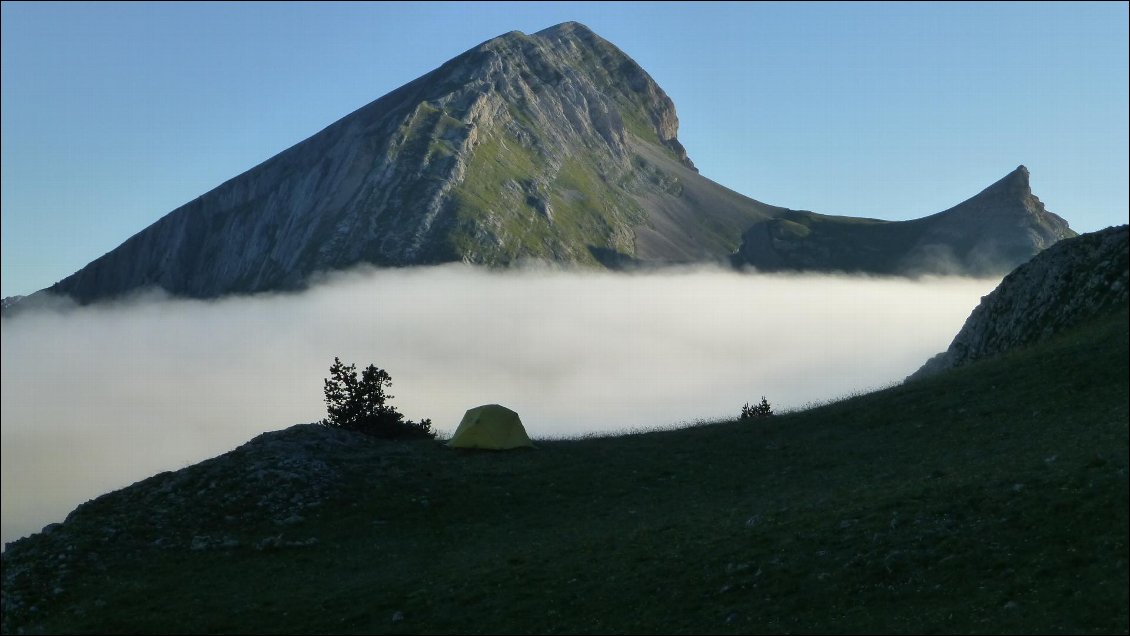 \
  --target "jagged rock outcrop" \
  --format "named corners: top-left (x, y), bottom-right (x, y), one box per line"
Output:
top-left (1, 295), bottom-right (23, 313)
top-left (909, 225), bottom-right (1129, 380)
top-left (734, 166), bottom-right (1075, 276)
